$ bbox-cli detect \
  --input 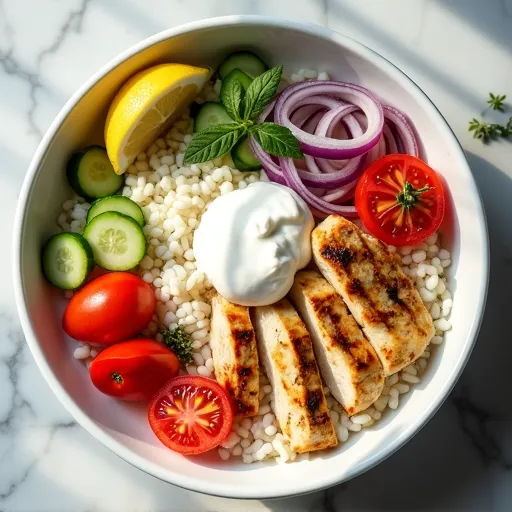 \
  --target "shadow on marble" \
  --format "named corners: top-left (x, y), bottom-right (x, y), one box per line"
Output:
top-left (99, 0), bottom-right (276, 39)
top-left (260, 405), bottom-right (490, 511)
top-left (451, 151), bottom-right (512, 462)
top-left (321, 0), bottom-right (496, 112)
top-left (459, 150), bottom-right (512, 406)
top-left (432, 0), bottom-right (512, 53)
top-left (99, 0), bottom-right (166, 36)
